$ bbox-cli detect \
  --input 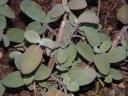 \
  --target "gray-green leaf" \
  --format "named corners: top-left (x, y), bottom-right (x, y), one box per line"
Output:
top-left (20, 45), bottom-right (43, 74)
top-left (3, 71), bottom-right (24, 88)
top-left (34, 64), bottom-right (51, 81)
top-left (0, 15), bottom-right (6, 30)
top-left (20, 0), bottom-right (46, 22)
top-left (79, 26), bottom-right (101, 47)
top-left (110, 68), bottom-right (123, 80)
top-left (24, 30), bottom-right (40, 43)
top-left (76, 42), bottom-right (94, 62)
top-left (0, 83), bottom-right (5, 96)
top-left (3, 35), bottom-right (10, 47)
top-left (99, 40), bottom-right (112, 52)
top-left (68, 68), bottom-right (97, 86)
top-left (93, 53), bottom-right (110, 75)
top-left (39, 38), bottom-right (56, 49)
top-left (0, 4), bottom-right (15, 18)
top-left (7, 28), bottom-right (24, 43)
top-left (47, 4), bottom-right (65, 19)
top-left (107, 46), bottom-right (127, 63)
top-left (66, 81), bottom-right (79, 92)
top-left (26, 21), bottom-right (46, 34)
top-left (0, 0), bottom-right (8, 5)
top-left (78, 10), bottom-right (99, 24)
